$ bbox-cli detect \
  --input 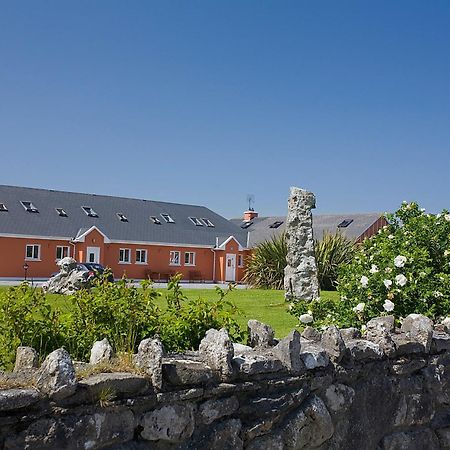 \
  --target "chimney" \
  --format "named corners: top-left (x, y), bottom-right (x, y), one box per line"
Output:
top-left (243, 210), bottom-right (258, 221)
